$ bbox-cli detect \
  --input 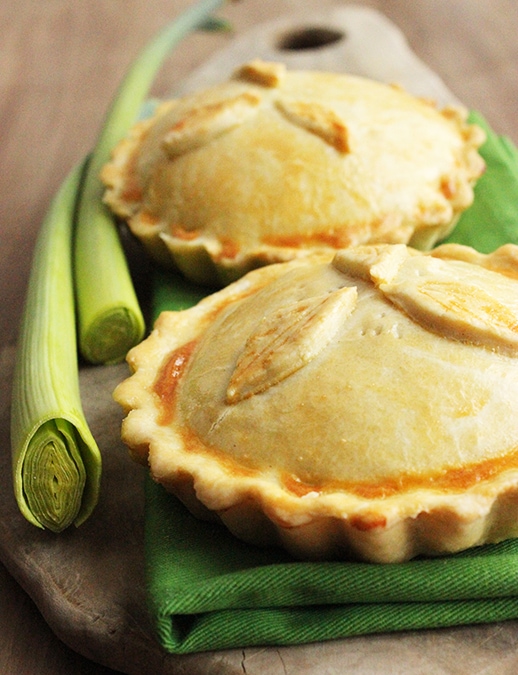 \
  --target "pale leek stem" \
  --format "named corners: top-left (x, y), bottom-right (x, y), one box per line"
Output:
top-left (75, 0), bottom-right (231, 364)
top-left (11, 160), bottom-right (102, 532)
